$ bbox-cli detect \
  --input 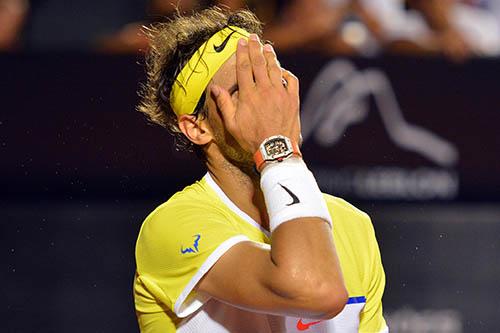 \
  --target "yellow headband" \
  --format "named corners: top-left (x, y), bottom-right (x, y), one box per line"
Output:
top-left (170, 26), bottom-right (250, 116)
